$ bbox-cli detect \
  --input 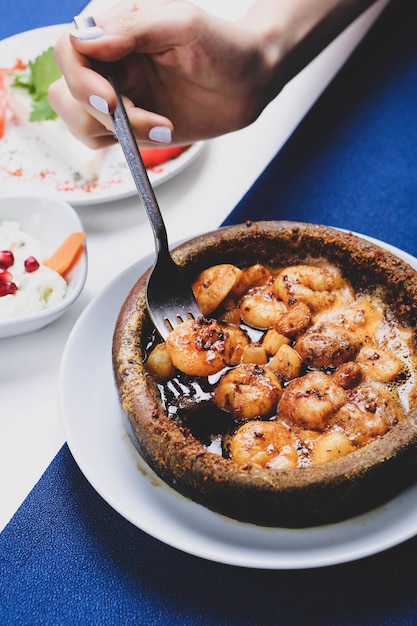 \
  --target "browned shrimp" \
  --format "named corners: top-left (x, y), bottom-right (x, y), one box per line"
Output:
top-left (213, 363), bottom-right (282, 420)
top-left (314, 298), bottom-right (383, 342)
top-left (165, 318), bottom-right (248, 376)
top-left (192, 264), bottom-right (242, 315)
top-left (239, 286), bottom-right (287, 329)
top-left (230, 264), bottom-right (271, 299)
top-left (229, 420), bottom-right (298, 469)
top-left (294, 322), bottom-right (360, 369)
top-left (332, 385), bottom-right (401, 446)
top-left (278, 370), bottom-right (347, 430)
top-left (356, 345), bottom-right (404, 382)
top-left (311, 431), bottom-right (357, 464)
top-left (273, 263), bottom-right (349, 312)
